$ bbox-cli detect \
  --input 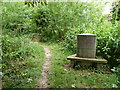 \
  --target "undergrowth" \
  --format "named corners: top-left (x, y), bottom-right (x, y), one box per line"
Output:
top-left (2, 40), bottom-right (45, 88)
top-left (31, 2), bottom-right (120, 68)
top-left (1, 1), bottom-right (120, 88)
top-left (47, 43), bottom-right (118, 88)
